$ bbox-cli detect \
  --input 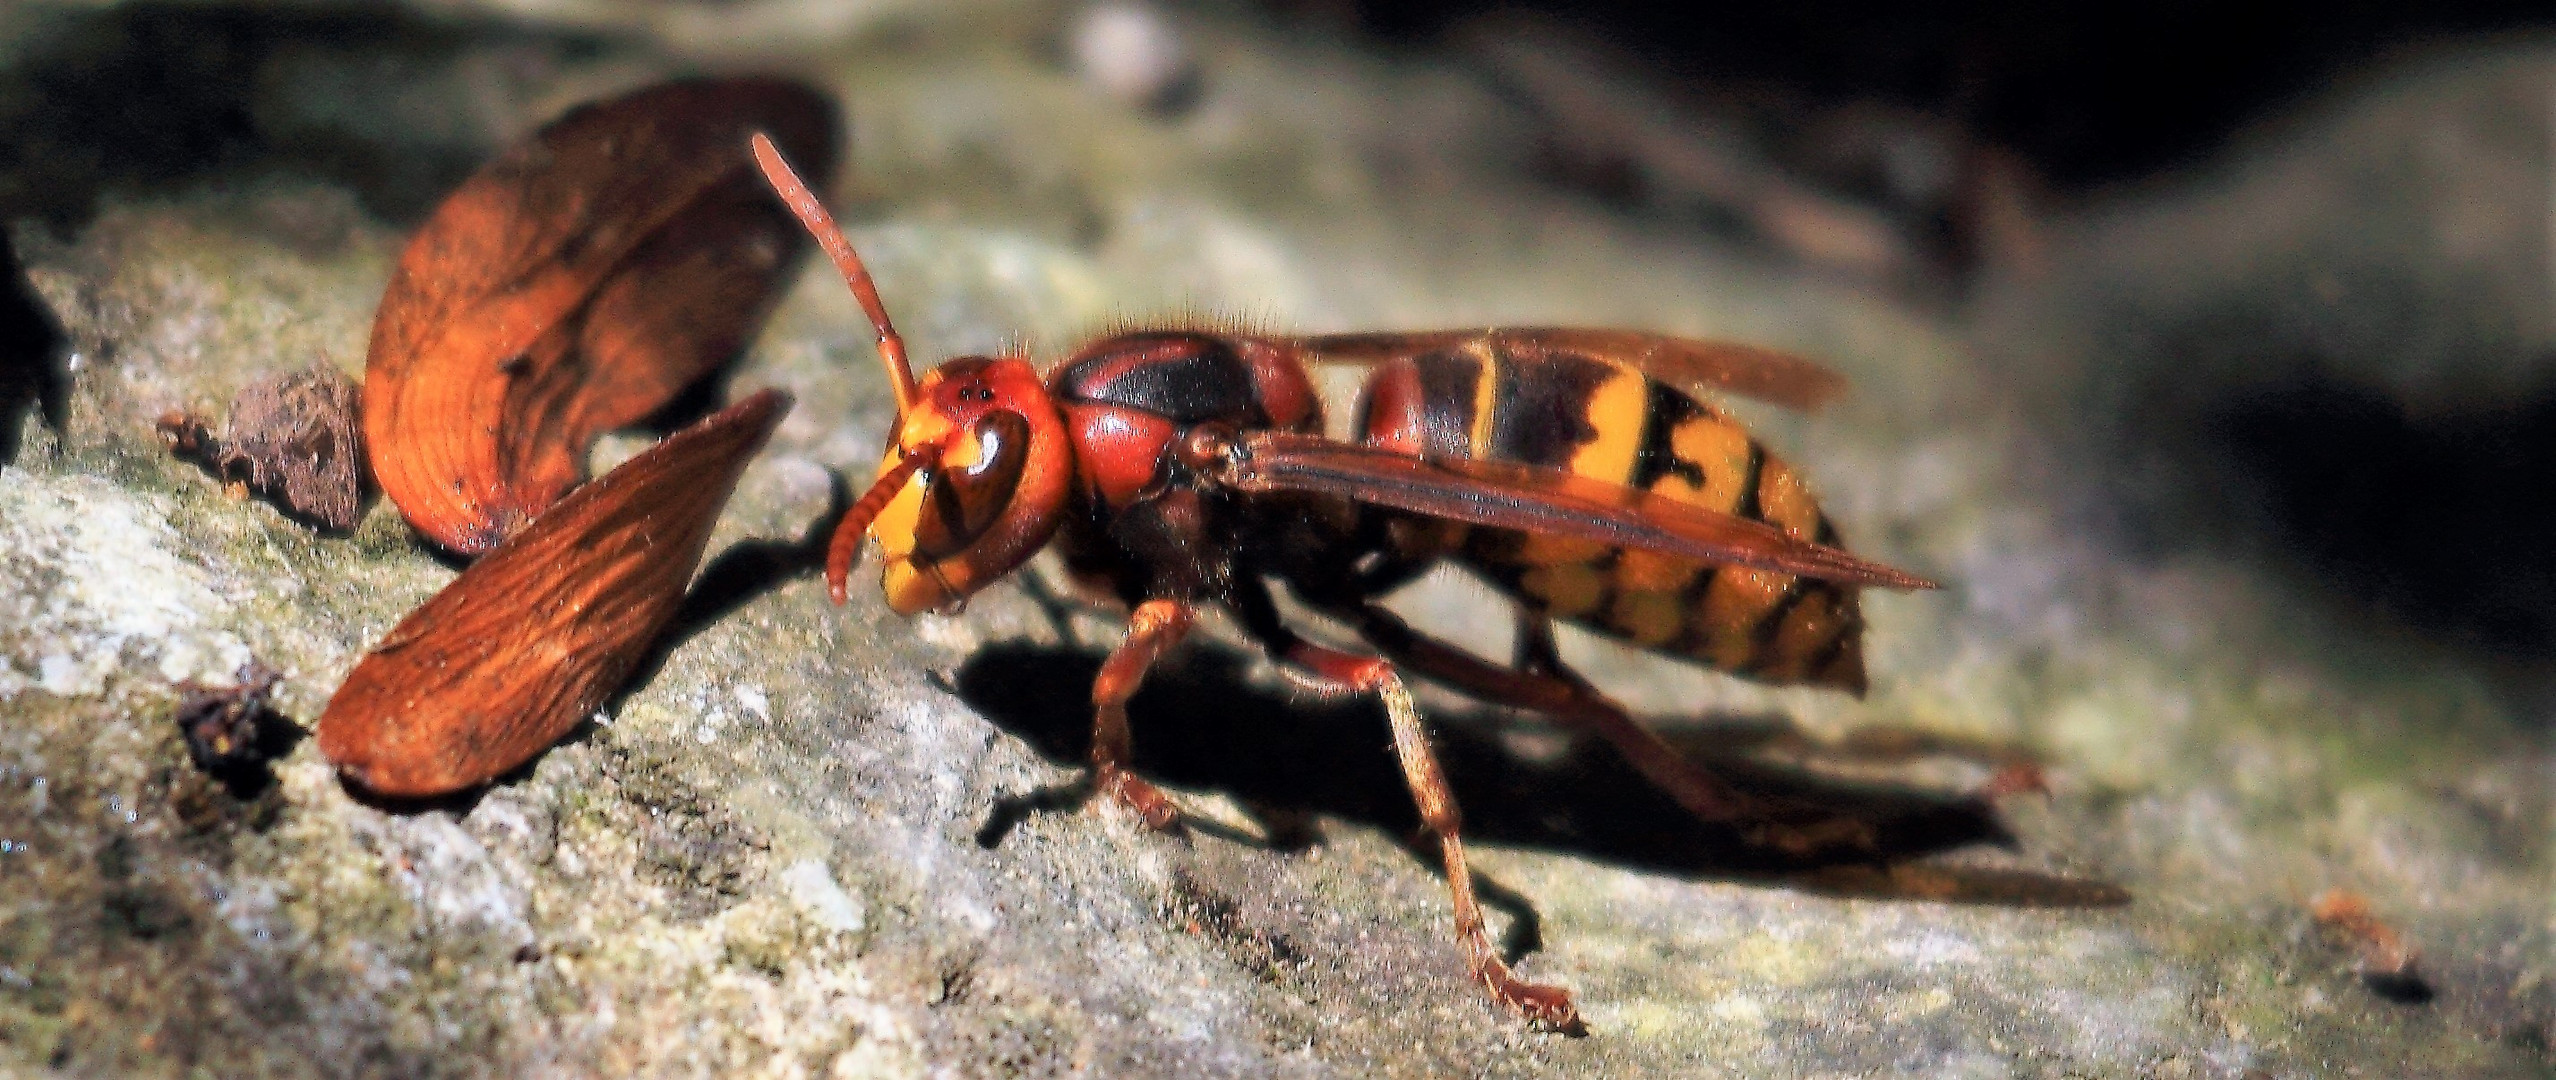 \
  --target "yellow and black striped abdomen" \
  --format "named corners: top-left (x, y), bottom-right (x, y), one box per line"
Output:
top-left (1353, 338), bottom-right (1867, 693)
